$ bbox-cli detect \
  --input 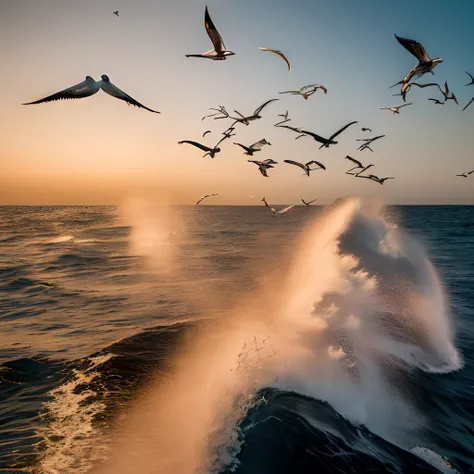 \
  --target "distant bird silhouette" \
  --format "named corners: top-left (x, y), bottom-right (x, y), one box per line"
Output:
top-left (301, 198), bottom-right (317, 206)
top-left (356, 135), bottom-right (386, 152)
top-left (380, 103), bottom-right (412, 114)
top-left (233, 99), bottom-right (278, 125)
top-left (465, 72), bottom-right (474, 86)
top-left (428, 98), bottom-right (444, 105)
top-left (283, 159), bottom-right (326, 176)
top-left (185, 6), bottom-right (234, 60)
top-left (233, 139), bottom-right (271, 156)
top-left (202, 130), bottom-right (211, 137)
top-left (259, 47), bottom-right (291, 71)
top-left (279, 84), bottom-right (327, 100)
top-left (345, 156), bottom-right (373, 175)
top-left (361, 127), bottom-right (372, 132)
top-left (261, 197), bottom-right (294, 216)
top-left (113, 10), bottom-right (119, 17)
top-left (196, 193), bottom-right (220, 205)
top-left (394, 34), bottom-right (443, 83)
top-left (178, 140), bottom-right (221, 158)
top-left (456, 169), bottom-right (474, 178)
top-left (23, 75), bottom-right (160, 113)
